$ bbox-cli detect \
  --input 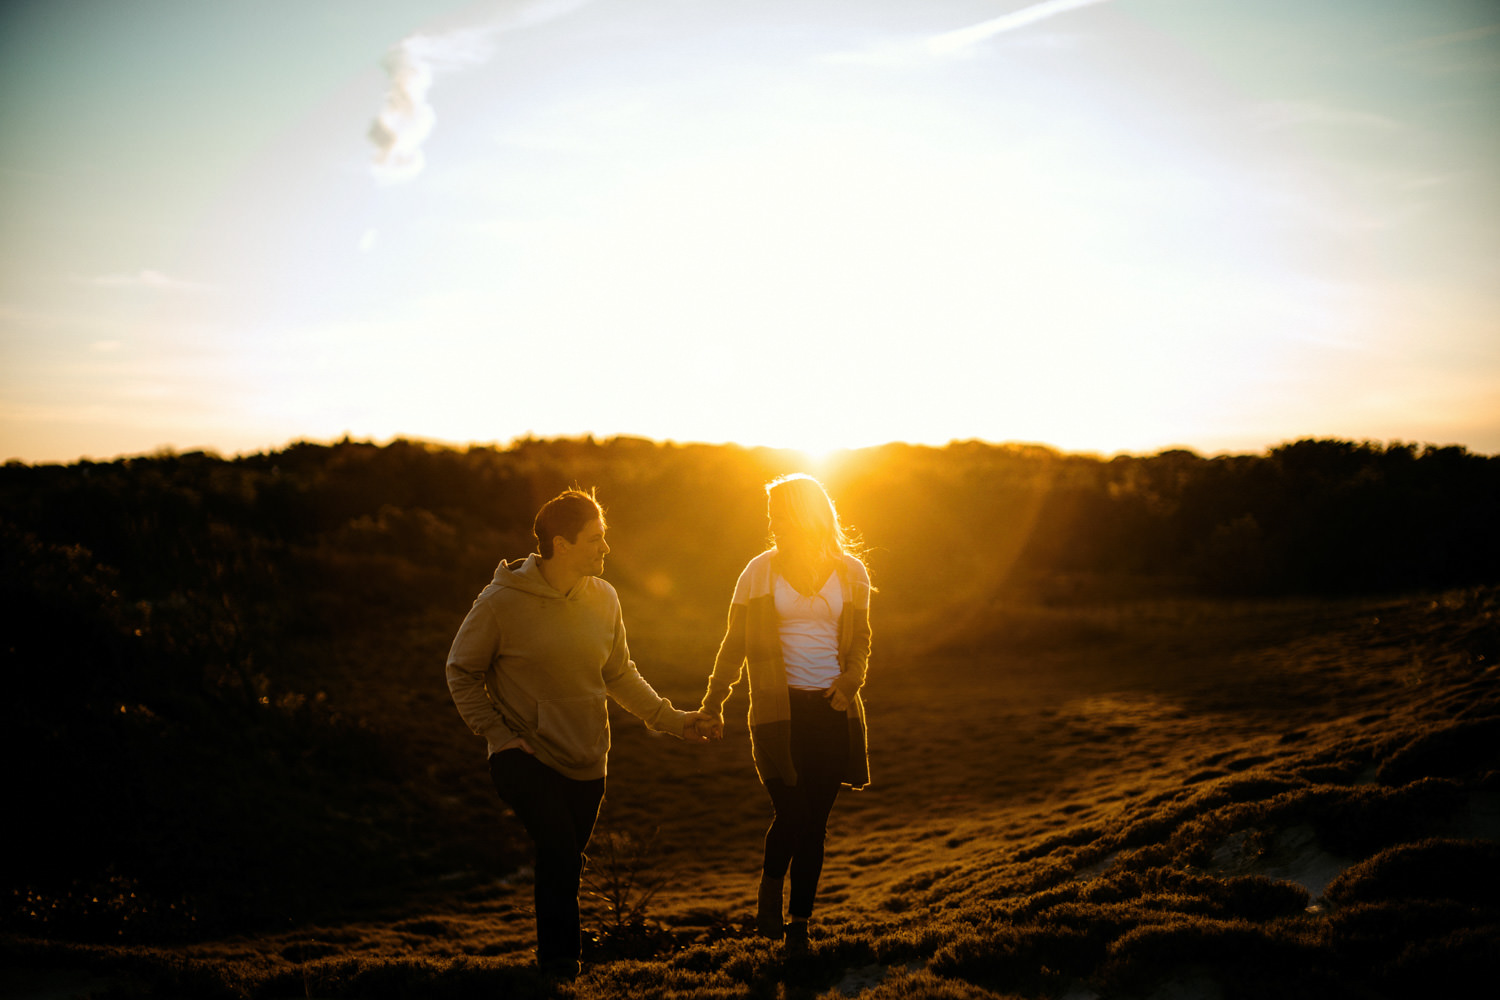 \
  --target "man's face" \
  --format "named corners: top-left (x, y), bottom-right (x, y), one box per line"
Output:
top-left (557, 517), bottom-right (610, 576)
